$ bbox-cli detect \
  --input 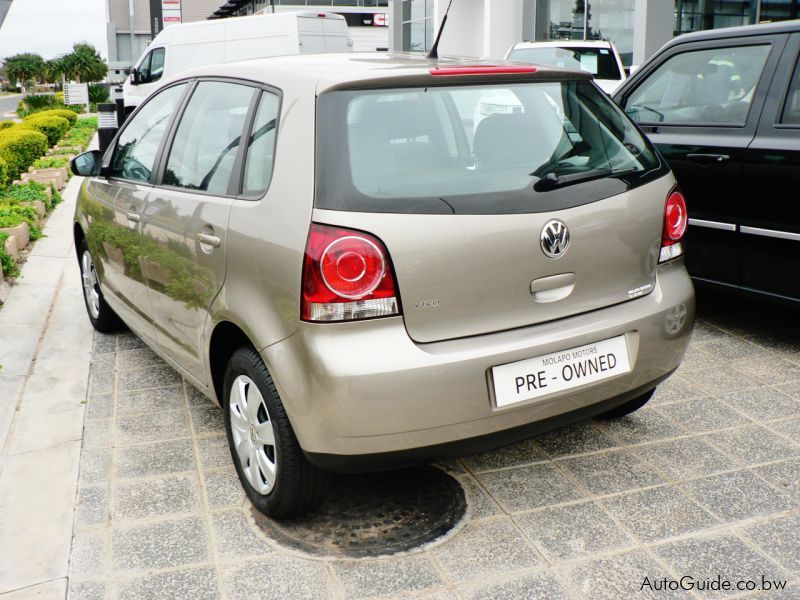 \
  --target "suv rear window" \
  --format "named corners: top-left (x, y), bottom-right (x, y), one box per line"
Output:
top-left (508, 47), bottom-right (622, 80)
top-left (316, 80), bottom-right (664, 214)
